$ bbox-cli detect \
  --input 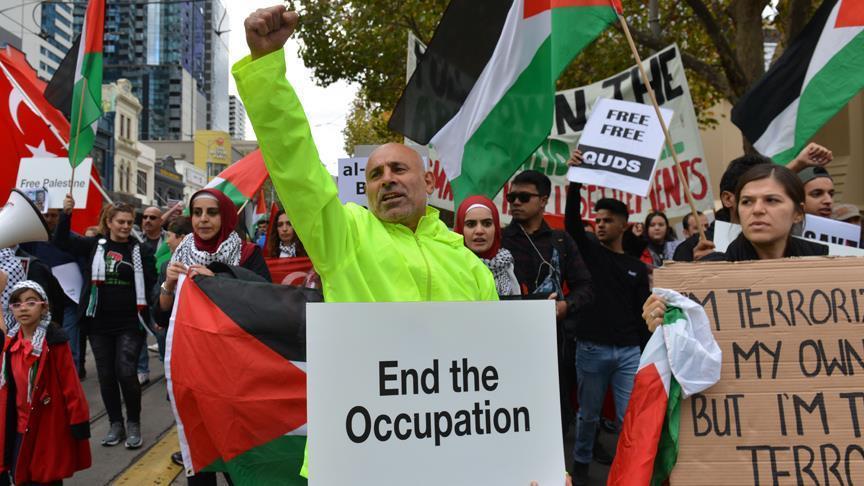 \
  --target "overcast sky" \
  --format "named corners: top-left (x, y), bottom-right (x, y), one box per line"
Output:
top-left (227, 3), bottom-right (356, 174)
